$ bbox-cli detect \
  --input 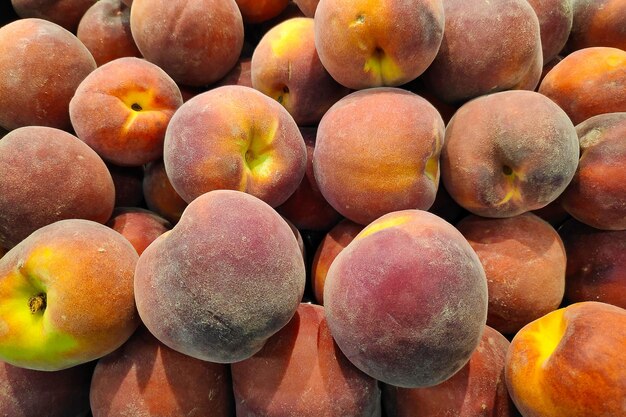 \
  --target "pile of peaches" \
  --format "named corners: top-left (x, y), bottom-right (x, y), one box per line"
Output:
top-left (0, 0), bottom-right (625, 416)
